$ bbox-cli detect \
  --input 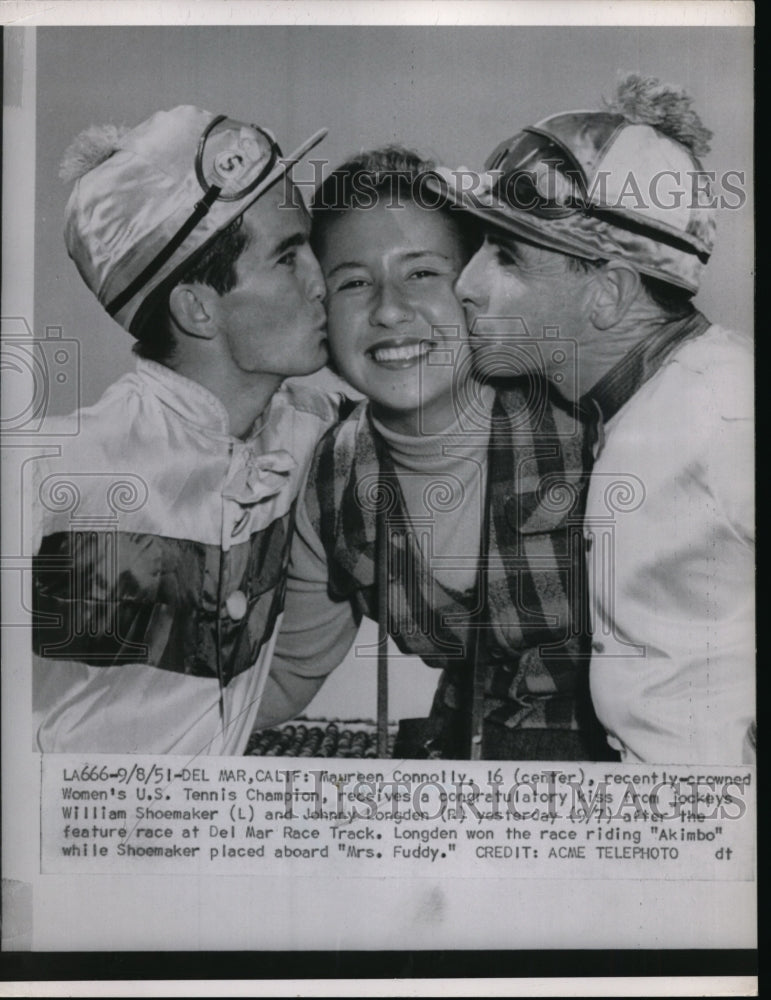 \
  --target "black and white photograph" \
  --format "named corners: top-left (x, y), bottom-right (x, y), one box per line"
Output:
top-left (1, 1), bottom-right (756, 990)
